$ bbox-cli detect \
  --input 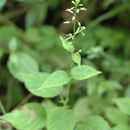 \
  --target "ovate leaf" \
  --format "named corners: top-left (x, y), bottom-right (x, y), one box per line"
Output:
top-left (0, 103), bottom-right (46, 130)
top-left (71, 65), bottom-right (101, 80)
top-left (19, 72), bottom-right (63, 98)
top-left (47, 108), bottom-right (76, 130)
top-left (40, 70), bottom-right (70, 89)
top-left (115, 98), bottom-right (130, 116)
top-left (75, 116), bottom-right (110, 130)
top-left (8, 52), bottom-right (39, 81)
